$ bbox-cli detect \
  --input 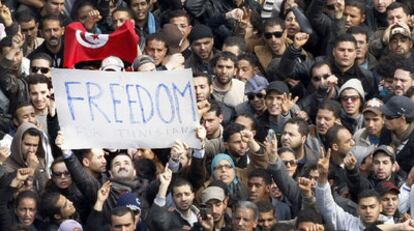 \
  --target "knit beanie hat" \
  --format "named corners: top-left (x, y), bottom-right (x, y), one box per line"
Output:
top-left (57, 219), bottom-right (83, 231)
top-left (188, 24), bottom-right (213, 44)
top-left (338, 78), bottom-right (365, 101)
